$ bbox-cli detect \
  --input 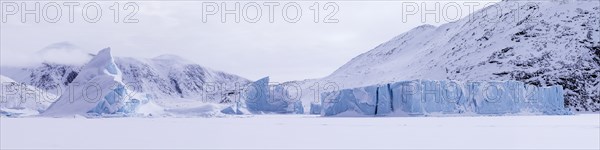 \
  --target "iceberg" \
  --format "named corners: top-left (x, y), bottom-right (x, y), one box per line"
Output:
top-left (320, 80), bottom-right (571, 117)
top-left (42, 48), bottom-right (140, 117)
top-left (242, 77), bottom-right (304, 114)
